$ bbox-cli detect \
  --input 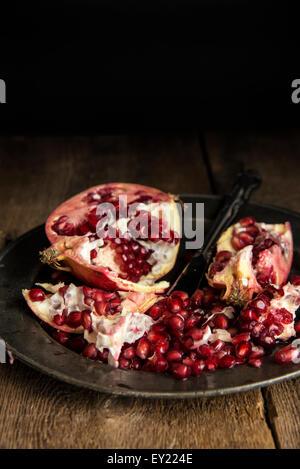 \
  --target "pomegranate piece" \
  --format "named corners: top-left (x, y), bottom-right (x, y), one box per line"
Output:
top-left (171, 363), bottom-right (191, 380)
top-left (41, 183), bottom-right (181, 293)
top-left (239, 282), bottom-right (300, 344)
top-left (207, 217), bottom-right (293, 306)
